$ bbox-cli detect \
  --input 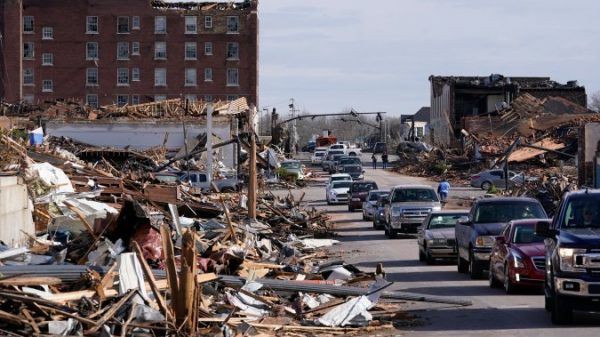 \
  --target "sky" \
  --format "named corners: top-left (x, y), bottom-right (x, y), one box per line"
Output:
top-left (258, 0), bottom-right (600, 116)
